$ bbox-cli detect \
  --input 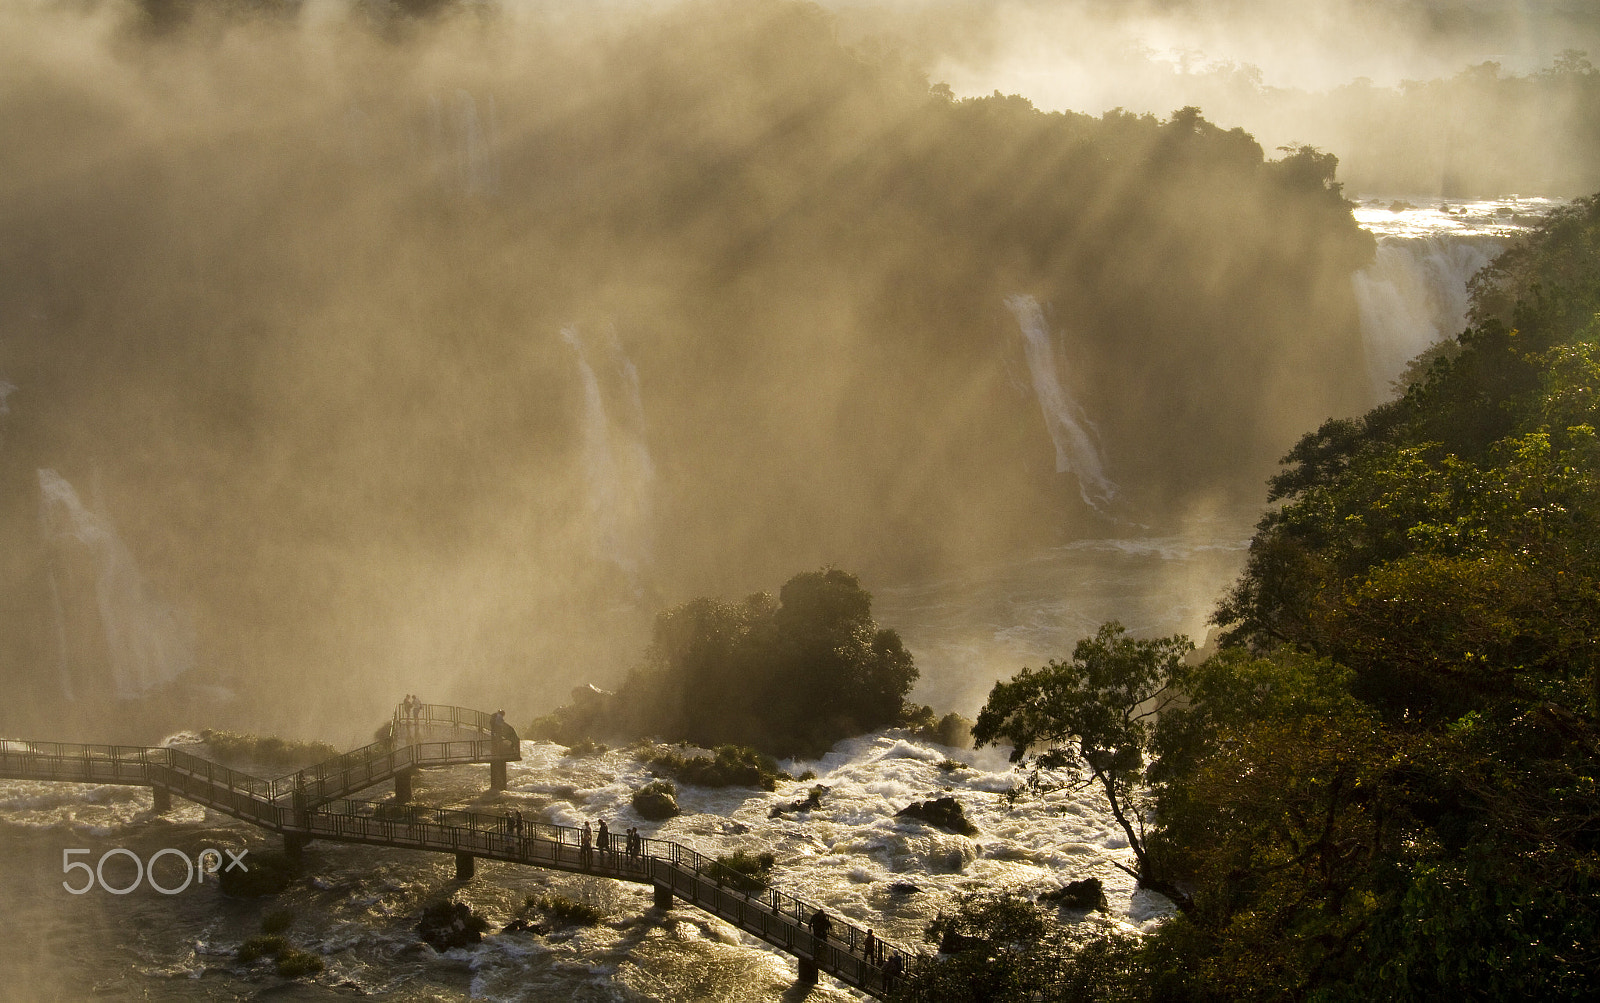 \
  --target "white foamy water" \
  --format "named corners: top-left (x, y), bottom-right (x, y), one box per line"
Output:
top-left (37, 469), bottom-right (195, 702)
top-left (1003, 294), bottom-right (1117, 510)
